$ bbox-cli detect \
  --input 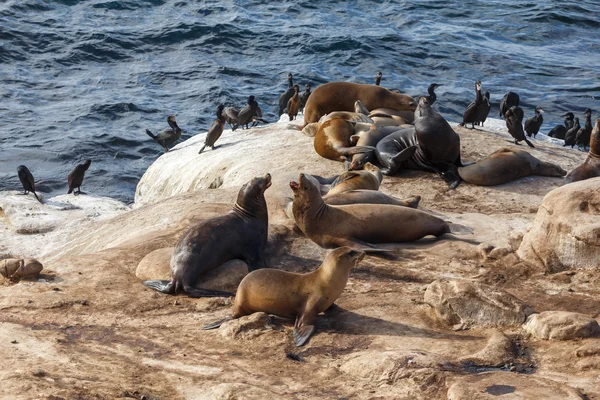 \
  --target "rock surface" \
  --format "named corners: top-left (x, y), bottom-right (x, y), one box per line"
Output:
top-left (424, 279), bottom-right (534, 329)
top-left (459, 329), bottom-right (516, 366)
top-left (517, 177), bottom-right (600, 272)
top-left (524, 311), bottom-right (600, 340)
